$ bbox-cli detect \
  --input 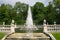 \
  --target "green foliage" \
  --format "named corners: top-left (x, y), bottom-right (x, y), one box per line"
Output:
top-left (33, 28), bottom-right (43, 33)
top-left (32, 1), bottom-right (60, 24)
top-left (15, 28), bottom-right (26, 33)
top-left (0, 2), bottom-right (28, 25)
top-left (32, 2), bottom-right (45, 24)
top-left (52, 33), bottom-right (60, 40)
top-left (14, 2), bottom-right (28, 24)
top-left (0, 32), bottom-right (6, 39)
top-left (53, 0), bottom-right (60, 8)
top-left (45, 3), bottom-right (56, 24)
top-left (15, 28), bottom-right (43, 33)
top-left (0, 1), bottom-right (60, 25)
